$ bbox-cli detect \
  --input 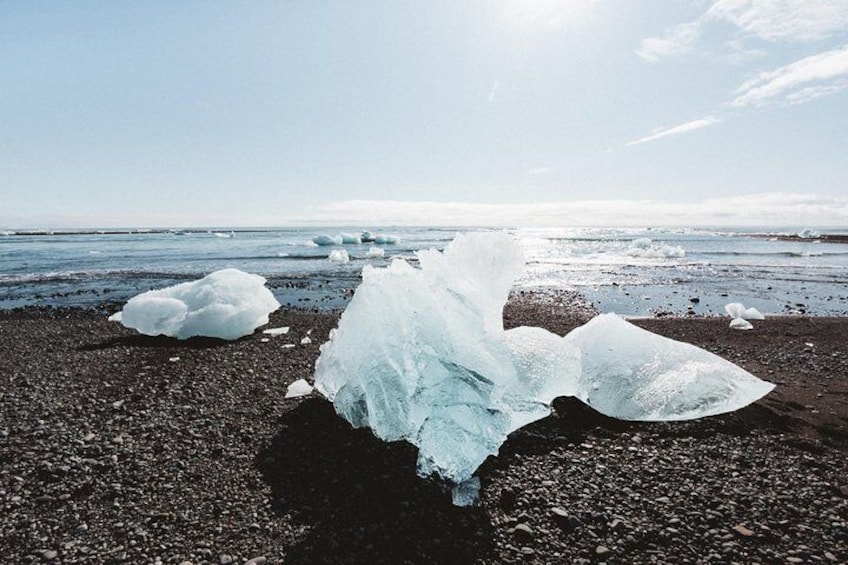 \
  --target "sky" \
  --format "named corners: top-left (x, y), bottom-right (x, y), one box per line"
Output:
top-left (1, 0), bottom-right (847, 228)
